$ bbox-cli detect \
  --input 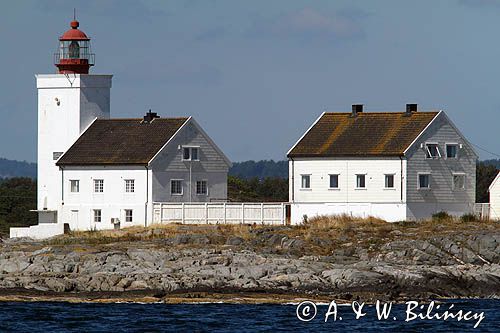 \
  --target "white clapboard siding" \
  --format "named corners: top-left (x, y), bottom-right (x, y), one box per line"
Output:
top-left (153, 202), bottom-right (285, 225)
